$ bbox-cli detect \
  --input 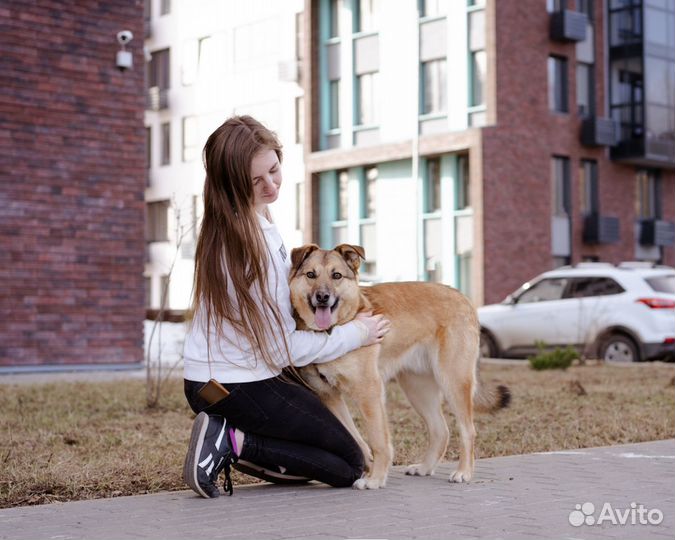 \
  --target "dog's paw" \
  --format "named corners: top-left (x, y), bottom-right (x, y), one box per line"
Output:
top-left (449, 469), bottom-right (472, 483)
top-left (352, 476), bottom-right (386, 490)
top-left (404, 463), bottom-right (434, 476)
